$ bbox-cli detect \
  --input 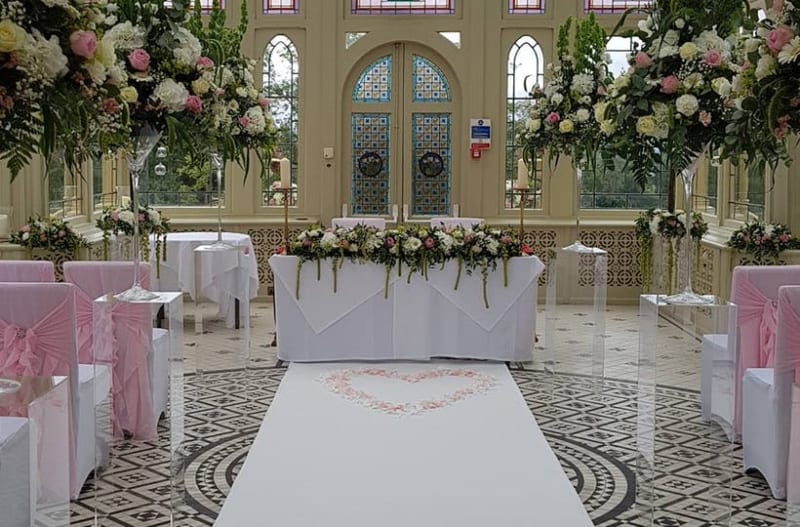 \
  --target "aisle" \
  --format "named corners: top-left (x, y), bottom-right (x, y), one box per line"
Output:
top-left (215, 362), bottom-right (592, 527)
